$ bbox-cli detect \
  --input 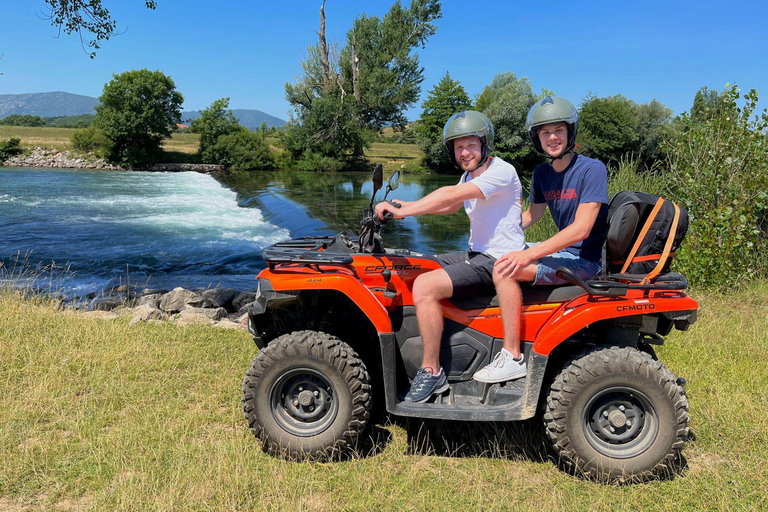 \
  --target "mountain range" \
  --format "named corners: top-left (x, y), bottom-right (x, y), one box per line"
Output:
top-left (0, 92), bottom-right (286, 129)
